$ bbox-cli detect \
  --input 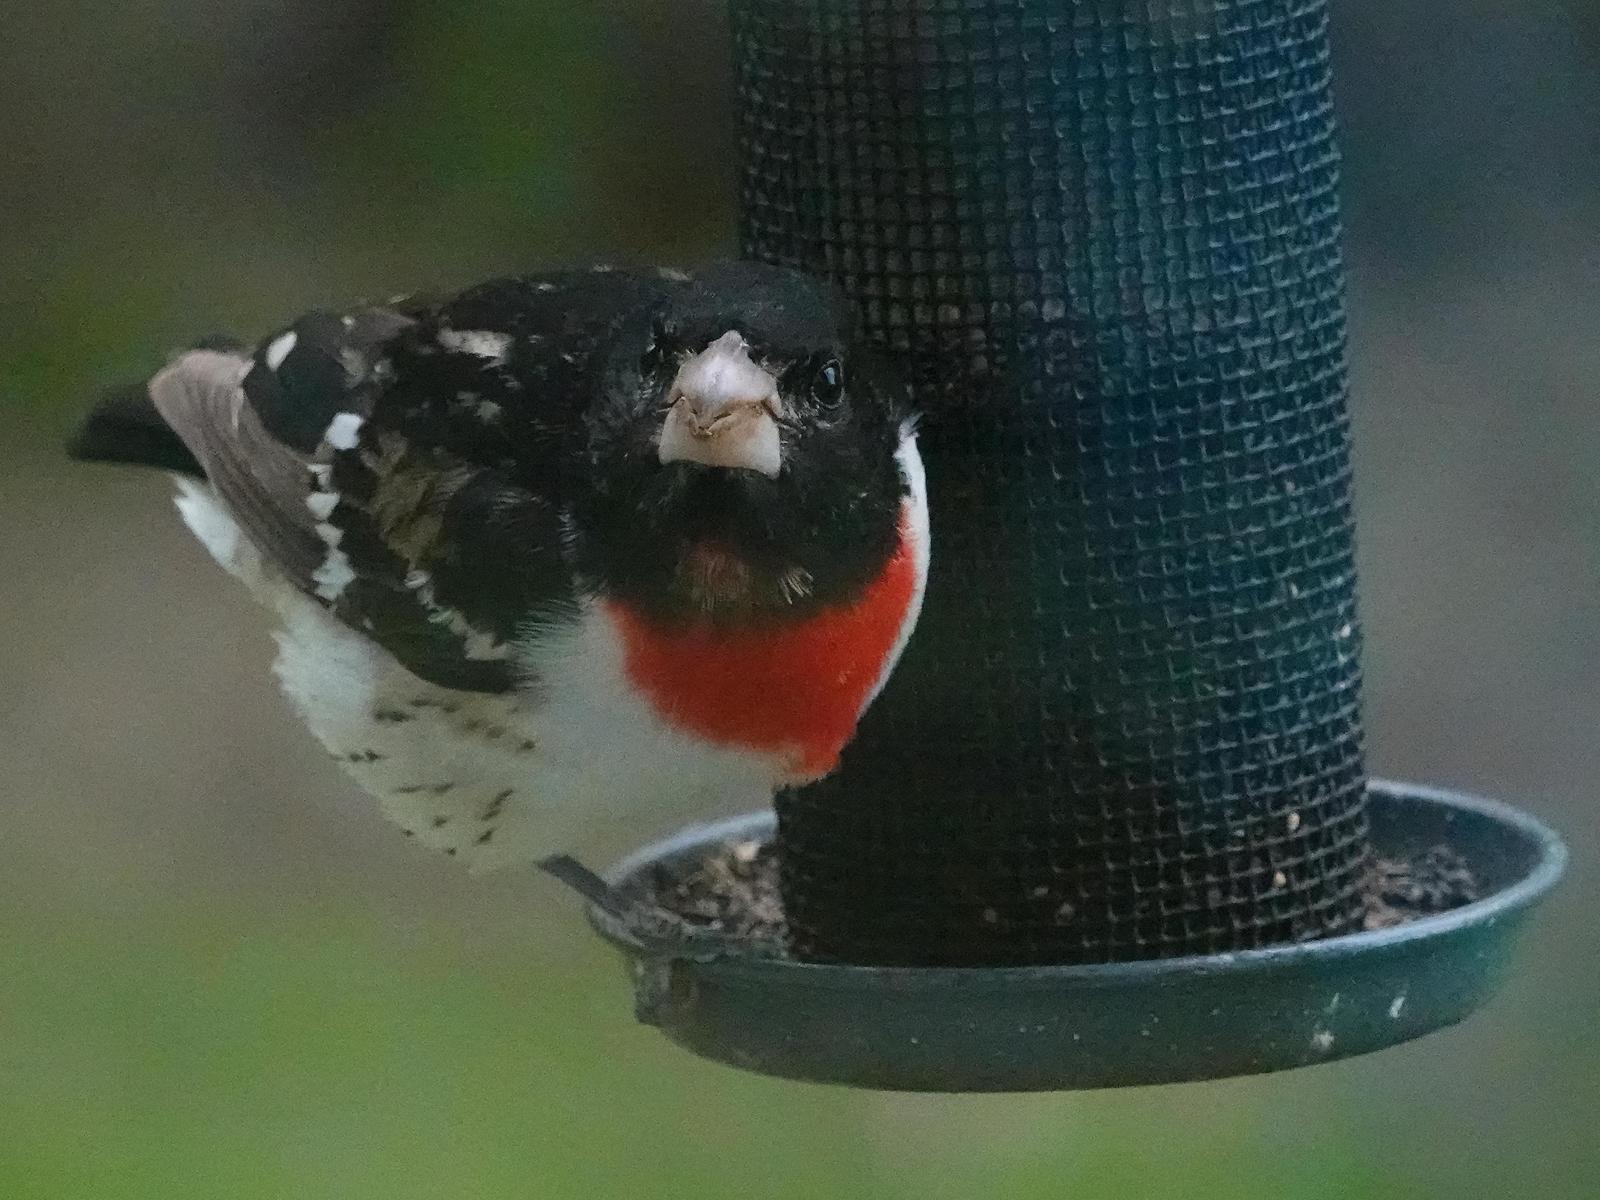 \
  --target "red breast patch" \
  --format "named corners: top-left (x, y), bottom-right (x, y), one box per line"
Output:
top-left (606, 514), bottom-right (920, 780)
